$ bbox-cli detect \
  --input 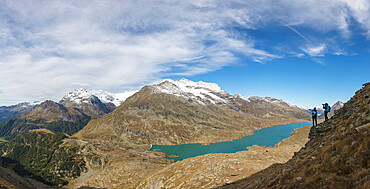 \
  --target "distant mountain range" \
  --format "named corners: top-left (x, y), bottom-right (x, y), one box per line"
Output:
top-left (0, 79), bottom-right (314, 140)
top-left (0, 88), bottom-right (137, 140)
top-left (60, 88), bottom-right (137, 107)
top-left (0, 102), bottom-right (38, 122)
